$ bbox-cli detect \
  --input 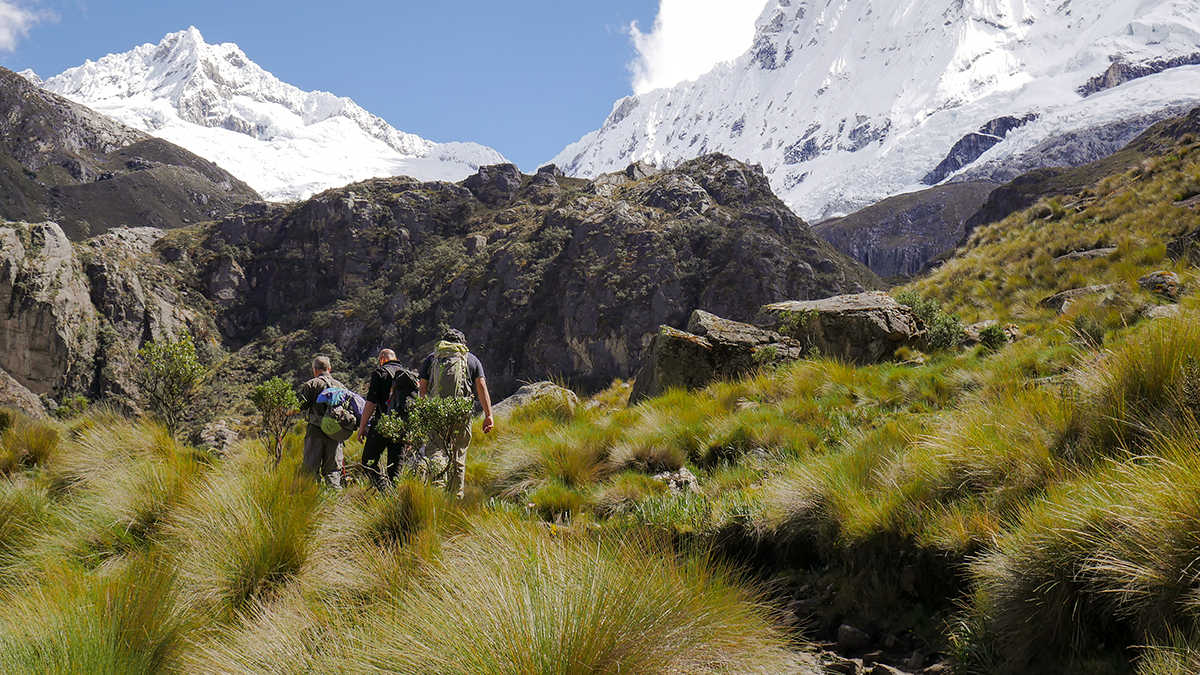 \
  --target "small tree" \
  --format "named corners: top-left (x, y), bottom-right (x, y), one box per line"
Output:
top-left (136, 334), bottom-right (206, 438)
top-left (407, 396), bottom-right (474, 482)
top-left (250, 377), bottom-right (300, 466)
